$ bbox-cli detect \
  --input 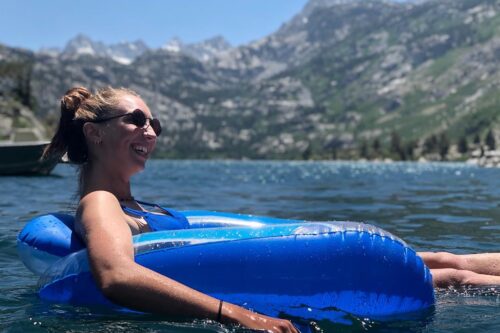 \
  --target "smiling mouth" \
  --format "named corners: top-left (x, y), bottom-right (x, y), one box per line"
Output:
top-left (132, 144), bottom-right (148, 155)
